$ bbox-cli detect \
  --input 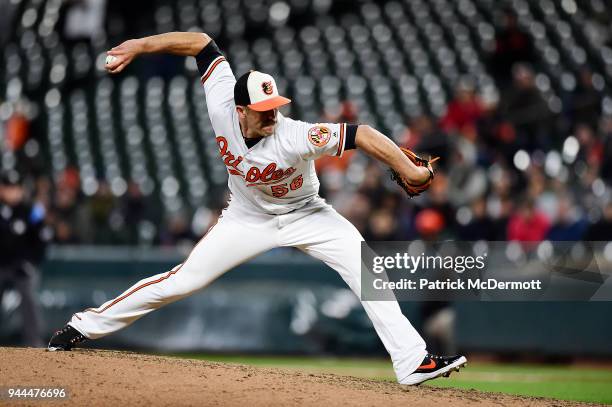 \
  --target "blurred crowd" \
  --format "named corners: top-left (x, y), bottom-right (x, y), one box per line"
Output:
top-left (324, 10), bottom-right (611, 244)
top-left (4, 61), bottom-right (611, 248)
top-left (1, 8), bottom-right (611, 248)
top-left (330, 63), bottom-right (612, 243)
top-left (1, 167), bottom-right (211, 247)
